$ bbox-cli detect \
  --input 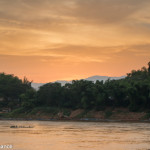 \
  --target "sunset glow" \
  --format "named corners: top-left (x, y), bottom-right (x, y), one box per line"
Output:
top-left (0, 0), bottom-right (150, 82)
